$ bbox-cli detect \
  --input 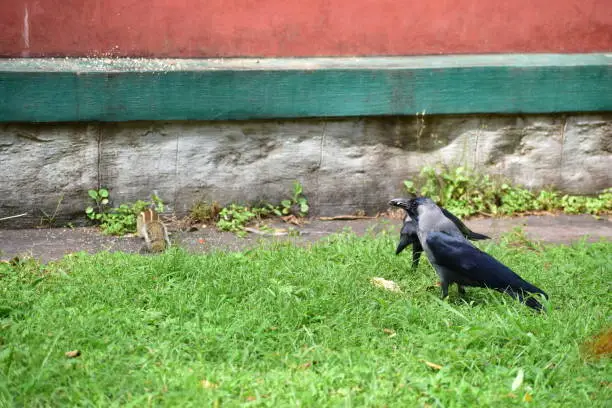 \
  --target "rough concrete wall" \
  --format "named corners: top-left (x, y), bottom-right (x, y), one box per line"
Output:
top-left (1, 114), bottom-right (610, 227)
